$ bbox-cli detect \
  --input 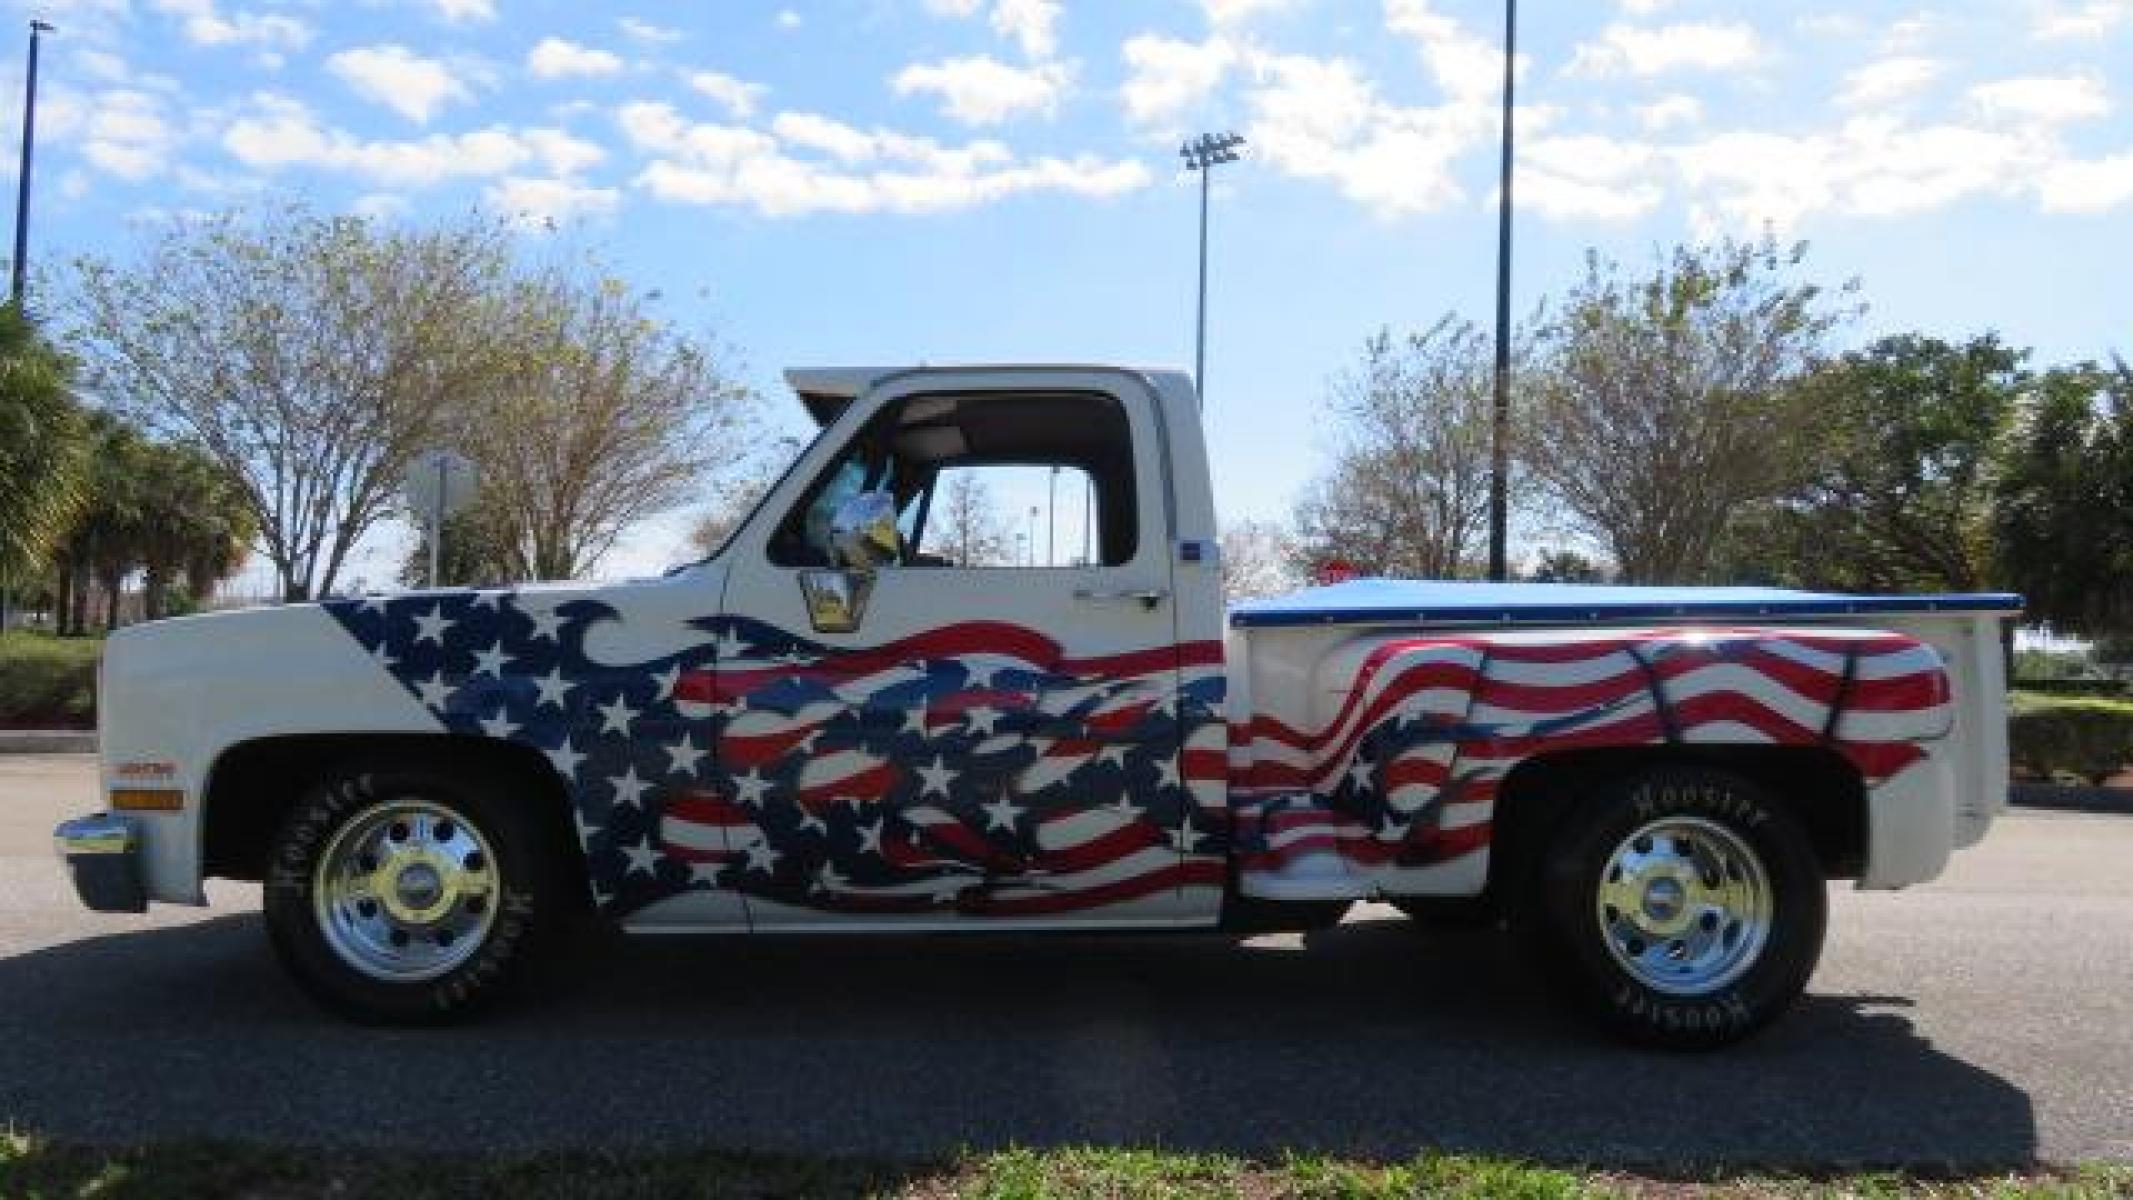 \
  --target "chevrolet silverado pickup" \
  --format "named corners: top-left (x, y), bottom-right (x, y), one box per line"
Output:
top-left (55, 365), bottom-right (2020, 1047)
